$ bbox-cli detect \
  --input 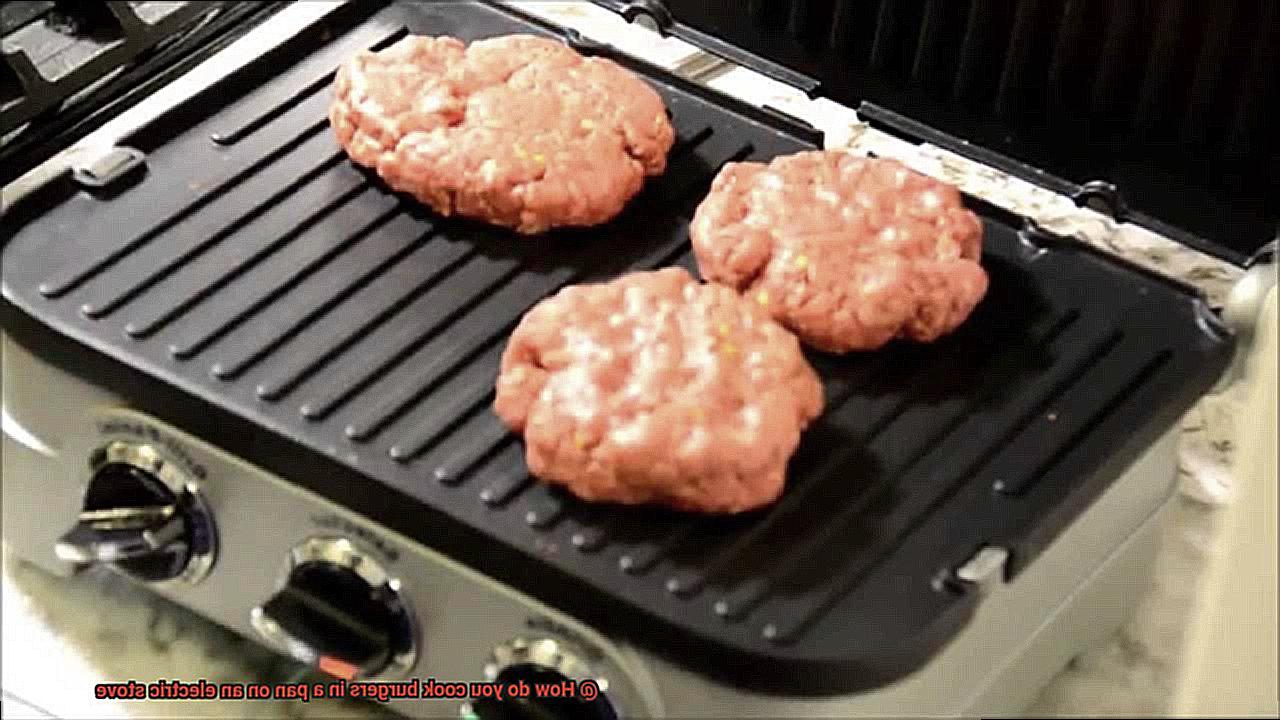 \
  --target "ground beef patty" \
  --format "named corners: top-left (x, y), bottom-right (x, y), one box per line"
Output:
top-left (330, 34), bottom-right (675, 234)
top-left (691, 152), bottom-right (989, 353)
top-left (494, 268), bottom-right (823, 513)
